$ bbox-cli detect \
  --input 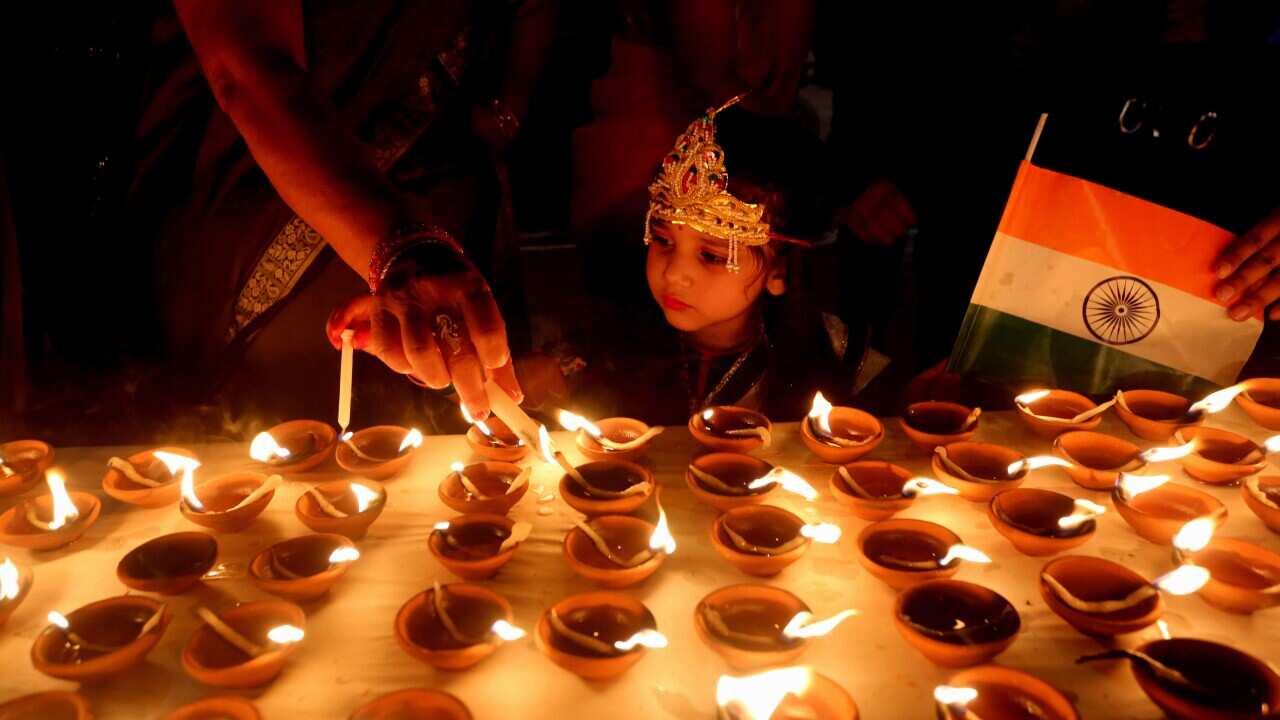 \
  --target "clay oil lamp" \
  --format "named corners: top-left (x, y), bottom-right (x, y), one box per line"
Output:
top-left (1172, 518), bottom-right (1280, 615)
top-left (799, 392), bottom-right (883, 464)
top-left (429, 514), bottom-right (531, 580)
top-left (335, 425), bottom-right (424, 480)
top-left (690, 406), bottom-right (773, 454)
top-left (1038, 556), bottom-right (1207, 637)
top-left (934, 668), bottom-right (1078, 720)
top-left (1242, 476), bottom-right (1280, 533)
top-left (33, 596), bottom-right (170, 681)
top-left (1048, 431), bottom-right (1146, 490)
top-left (0, 691), bottom-right (92, 720)
top-left (564, 502), bottom-right (676, 588)
top-left (1014, 388), bottom-right (1111, 439)
top-left (0, 556), bottom-right (32, 626)
top-left (1113, 389), bottom-right (1203, 441)
top-left (350, 689), bottom-right (473, 720)
top-left (163, 696), bottom-right (262, 720)
top-left (1236, 378), bottom-right (1280, 430)
top-left (829, 463), bottom-right (957, 521)
top-left (440, 461), bottom-right (530, 515)
top-left (101, 446), bottom-right (198, 508)
top-left (716, 667), bottom-right (859, 720)
top-left (1112, 473), bottom-right (1226, 544)
top-left (1083, 638), bottom-right (1280, 720)
top-left (696, 585), bottom-right (856, 670)
top-left (711, 505), bottom-right (839, 577)
top-left (182, 601), bottom-right (306, 688)
top-left (0, 468), bottom-right (101, 551)
top-left (249, 534), bottom-right (360, 602)
top-left (249, 421), bottom-right (336, 474)
top-left (899, 401), bottom-right (981, 452)
top-left (540, 426), bottom-right (653, 515)
top-left (932, 442), bottom-right (1028, 502)
top-left (295, 479), bottom-right (386, 539)
top-left (1171, 426), bottom-right (1273, 485)
top-left (0, 439), bottom-right (53, 497)
top-left (117, 531), bottom-right (218, 595)
top-left (461, 404), bottom-right (529, 462)
top-left (176, 453), bottom-right (280, 534)
top-left (394, 580), bottom-right (524, 671)
top-left (560, 409), bottom-right (665, 463)
top-left (687, 453), bottom-right (779, 513)
top-left (894, 579), bottom-right (1019, 667)
top-left (987, 489), bottom-right (1104, 556)
top-left (535, 591), bottom-right (665, 681)
top-left (855, 519), bottom-right (990, 591)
